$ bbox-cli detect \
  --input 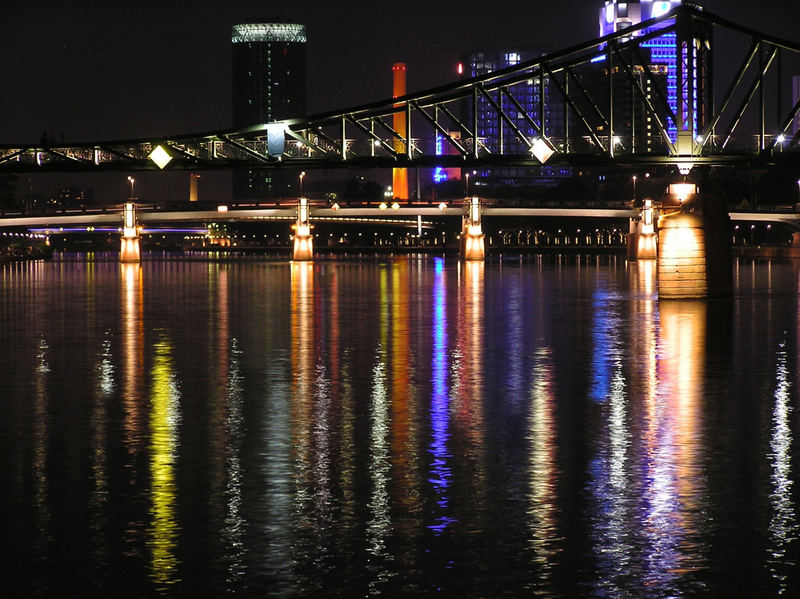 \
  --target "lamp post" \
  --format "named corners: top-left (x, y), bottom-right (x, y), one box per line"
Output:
top-left (465, 170), bottom-right (476, 197)
top-left (632, 175), bottom-right (637, 204)
top-left (299, 171), bottom-right (306, 196)
top-left (127, 176), bottom-right (135, 198)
